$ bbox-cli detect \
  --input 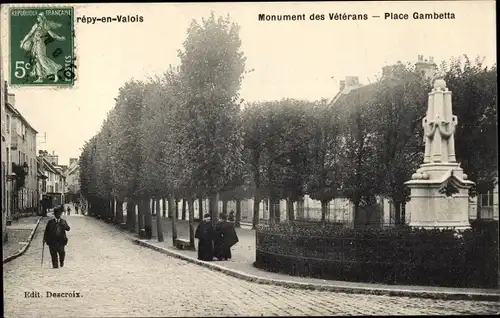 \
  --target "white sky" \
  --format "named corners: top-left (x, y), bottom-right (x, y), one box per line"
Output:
top-left (0, 1), bottom-right (496, 165)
